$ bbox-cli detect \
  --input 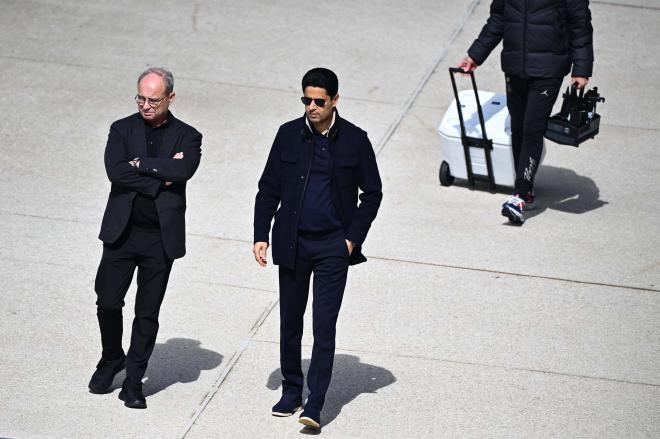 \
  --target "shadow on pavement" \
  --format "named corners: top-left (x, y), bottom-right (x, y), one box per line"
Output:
top-left (527, 165), bottom-right (608, 220)
top-left (266, 354), bottom-right (397, 429)
top-left (438, 164), bottom-right (607, 223)
top-left (142, 338), bottom-right (223, 396)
